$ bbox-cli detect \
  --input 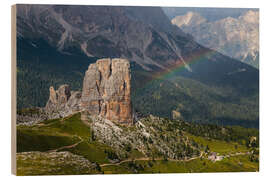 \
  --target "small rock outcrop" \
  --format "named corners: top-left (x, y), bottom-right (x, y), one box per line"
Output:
top-left (81, 58), bottom-right (134, 125)
top-left (45, 84), bottom-right (81, 118)
top-left (172, 110), bottom-right (182, 120)
top-left (46, 85), bottom-right (71, 110)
